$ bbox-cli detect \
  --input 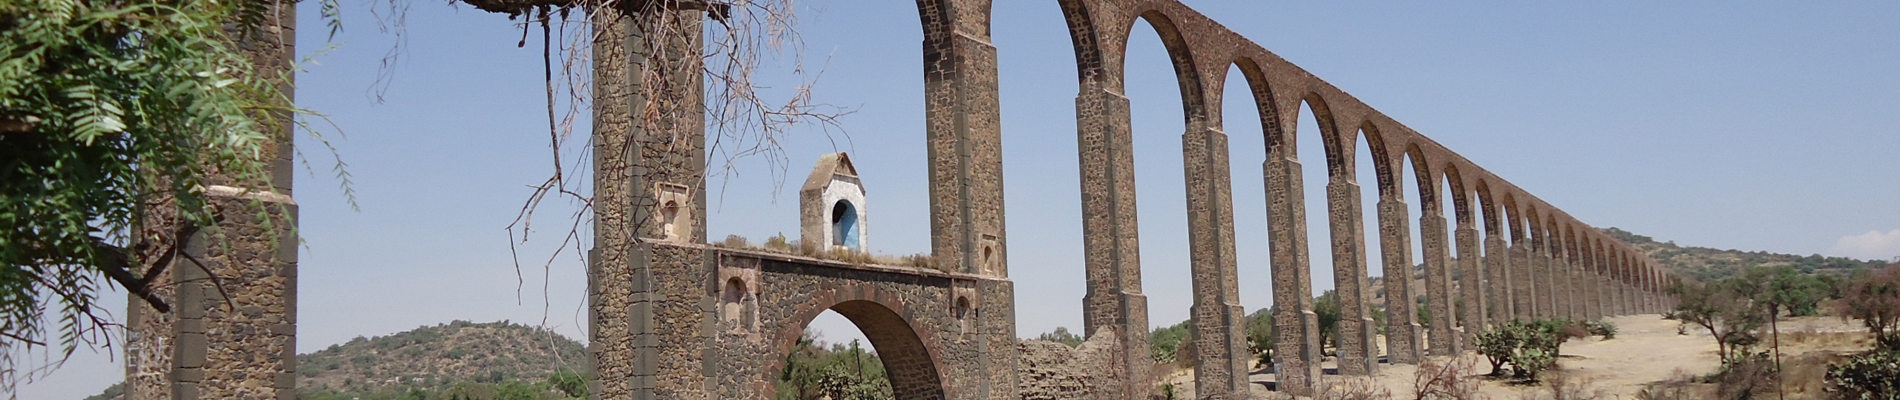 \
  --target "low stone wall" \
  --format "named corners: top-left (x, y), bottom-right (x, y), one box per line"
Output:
top-left (1017, 331), bottom-right (1121, 400)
